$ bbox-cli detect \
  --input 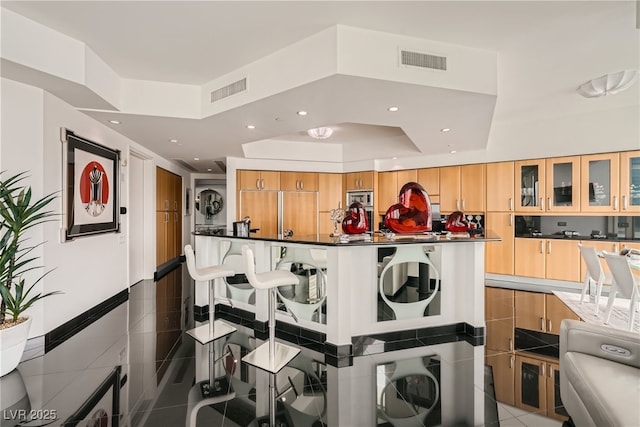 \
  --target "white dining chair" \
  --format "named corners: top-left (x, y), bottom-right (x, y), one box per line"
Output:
top-left (578, 244), bottom-right (613, 315)
top-left (602, 252), bottom-right (640, 331)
